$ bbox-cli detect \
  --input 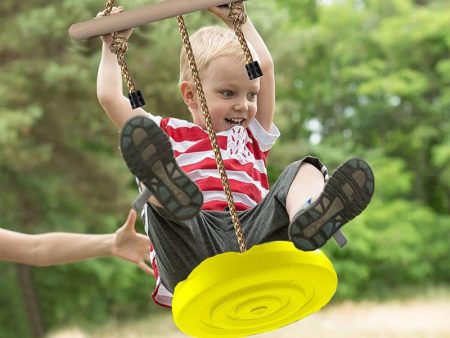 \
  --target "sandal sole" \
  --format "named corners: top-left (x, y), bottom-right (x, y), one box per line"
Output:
top-left (120, 116), bottom-right (203, 220)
